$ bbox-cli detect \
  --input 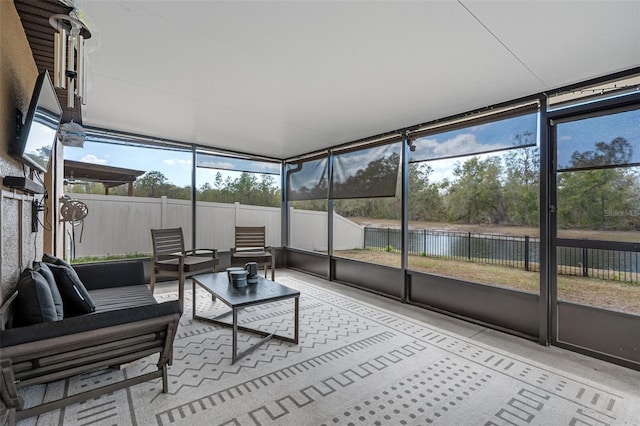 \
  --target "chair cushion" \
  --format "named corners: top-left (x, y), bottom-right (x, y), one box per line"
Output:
top-left (46, 263), bottom-right (96, 317)
top-left (156, 256), bottom-right (218, 273)
top-left (15, 268), bottom-right (58, 325)
top-left (33, 261), bottom-right (64, 320)
top-left (231, 250), bottom-right (272, 262)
